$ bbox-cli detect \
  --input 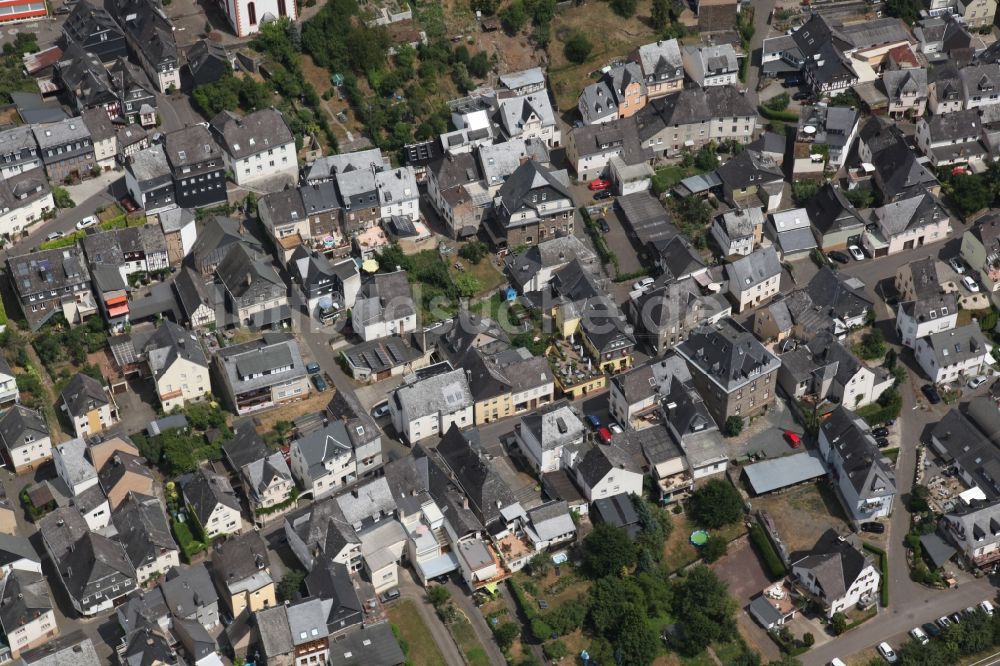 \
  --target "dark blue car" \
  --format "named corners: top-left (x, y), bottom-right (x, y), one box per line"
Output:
top-left (586, 414), bottom-right (601, 429)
